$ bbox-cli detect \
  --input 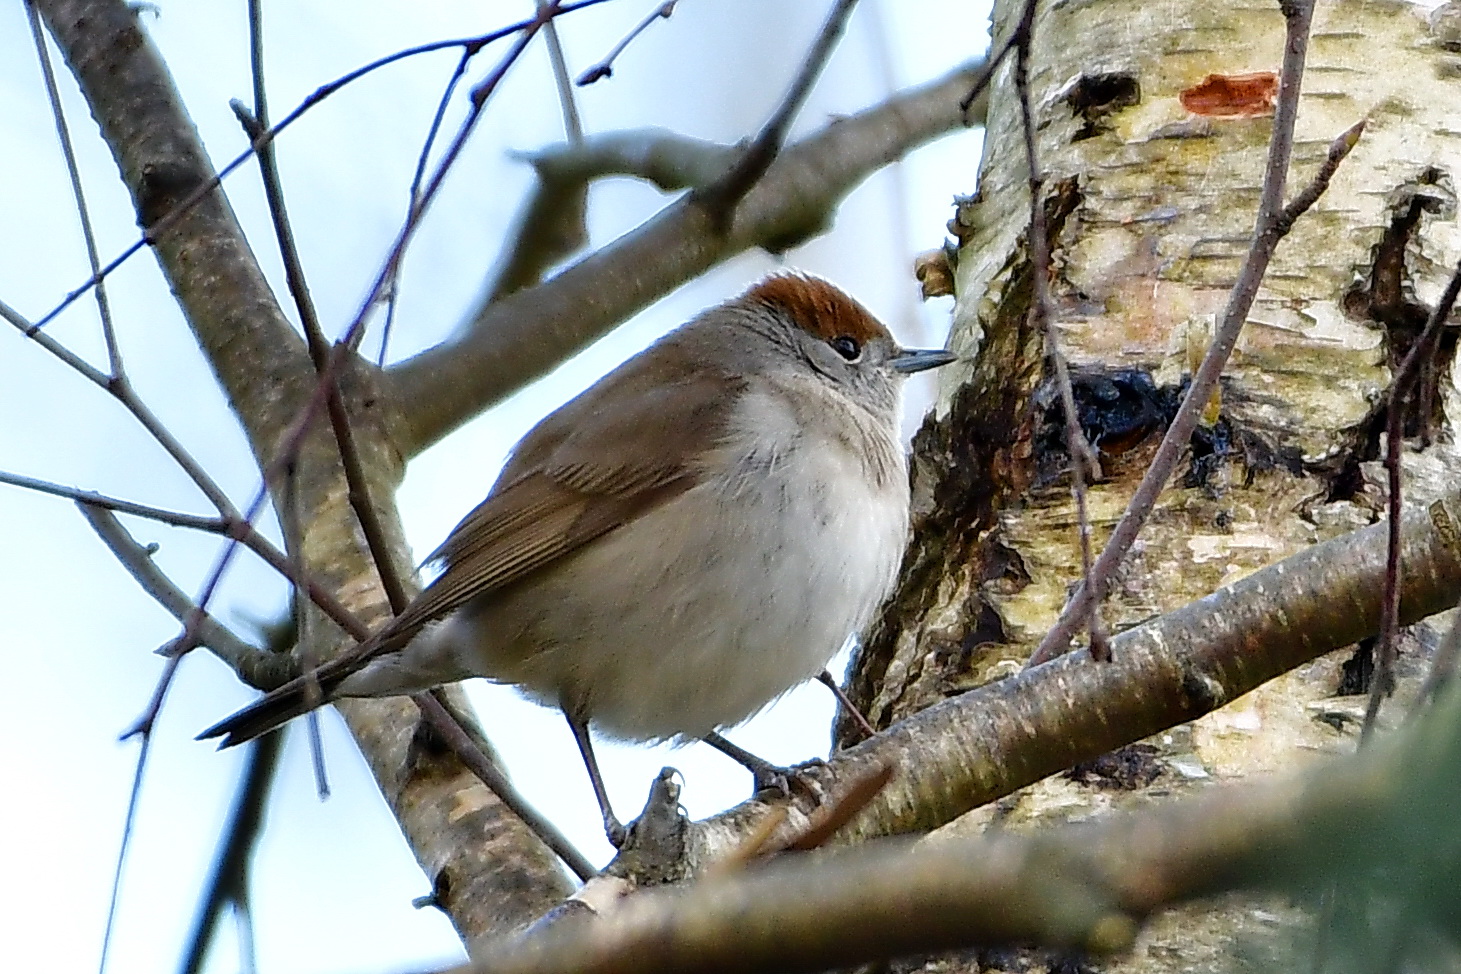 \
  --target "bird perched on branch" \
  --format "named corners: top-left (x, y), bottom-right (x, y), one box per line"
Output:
top-left (201, 272), bottom-right (954, 845)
